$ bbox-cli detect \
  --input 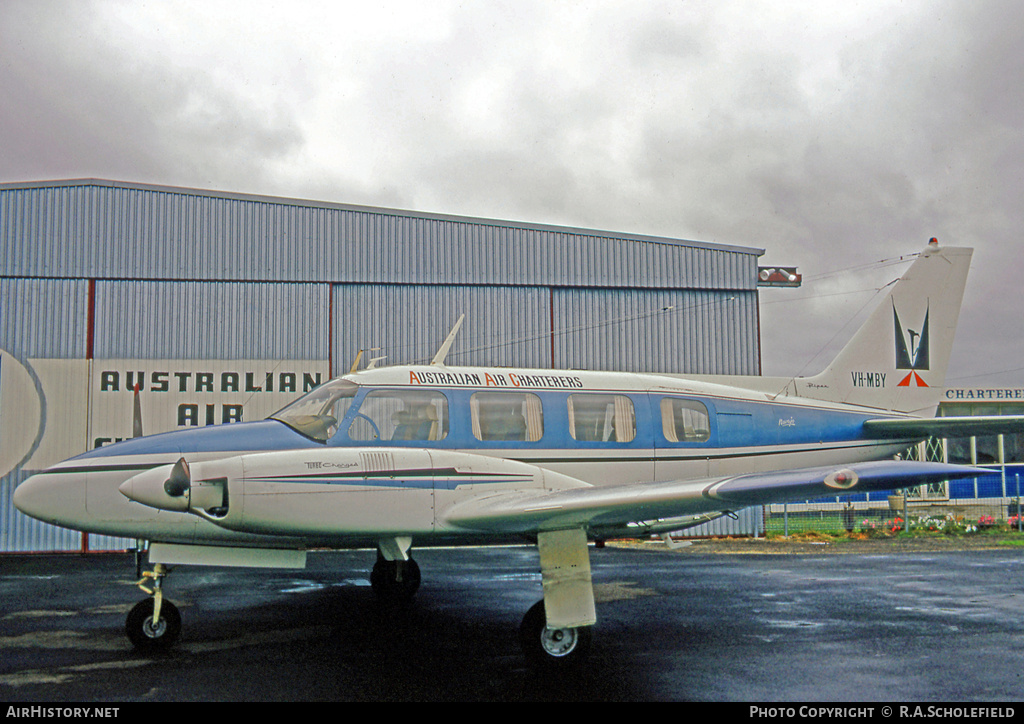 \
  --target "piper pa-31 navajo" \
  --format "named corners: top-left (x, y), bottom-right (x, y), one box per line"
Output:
top-left (13, 240), bottom-right (1014, 668)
